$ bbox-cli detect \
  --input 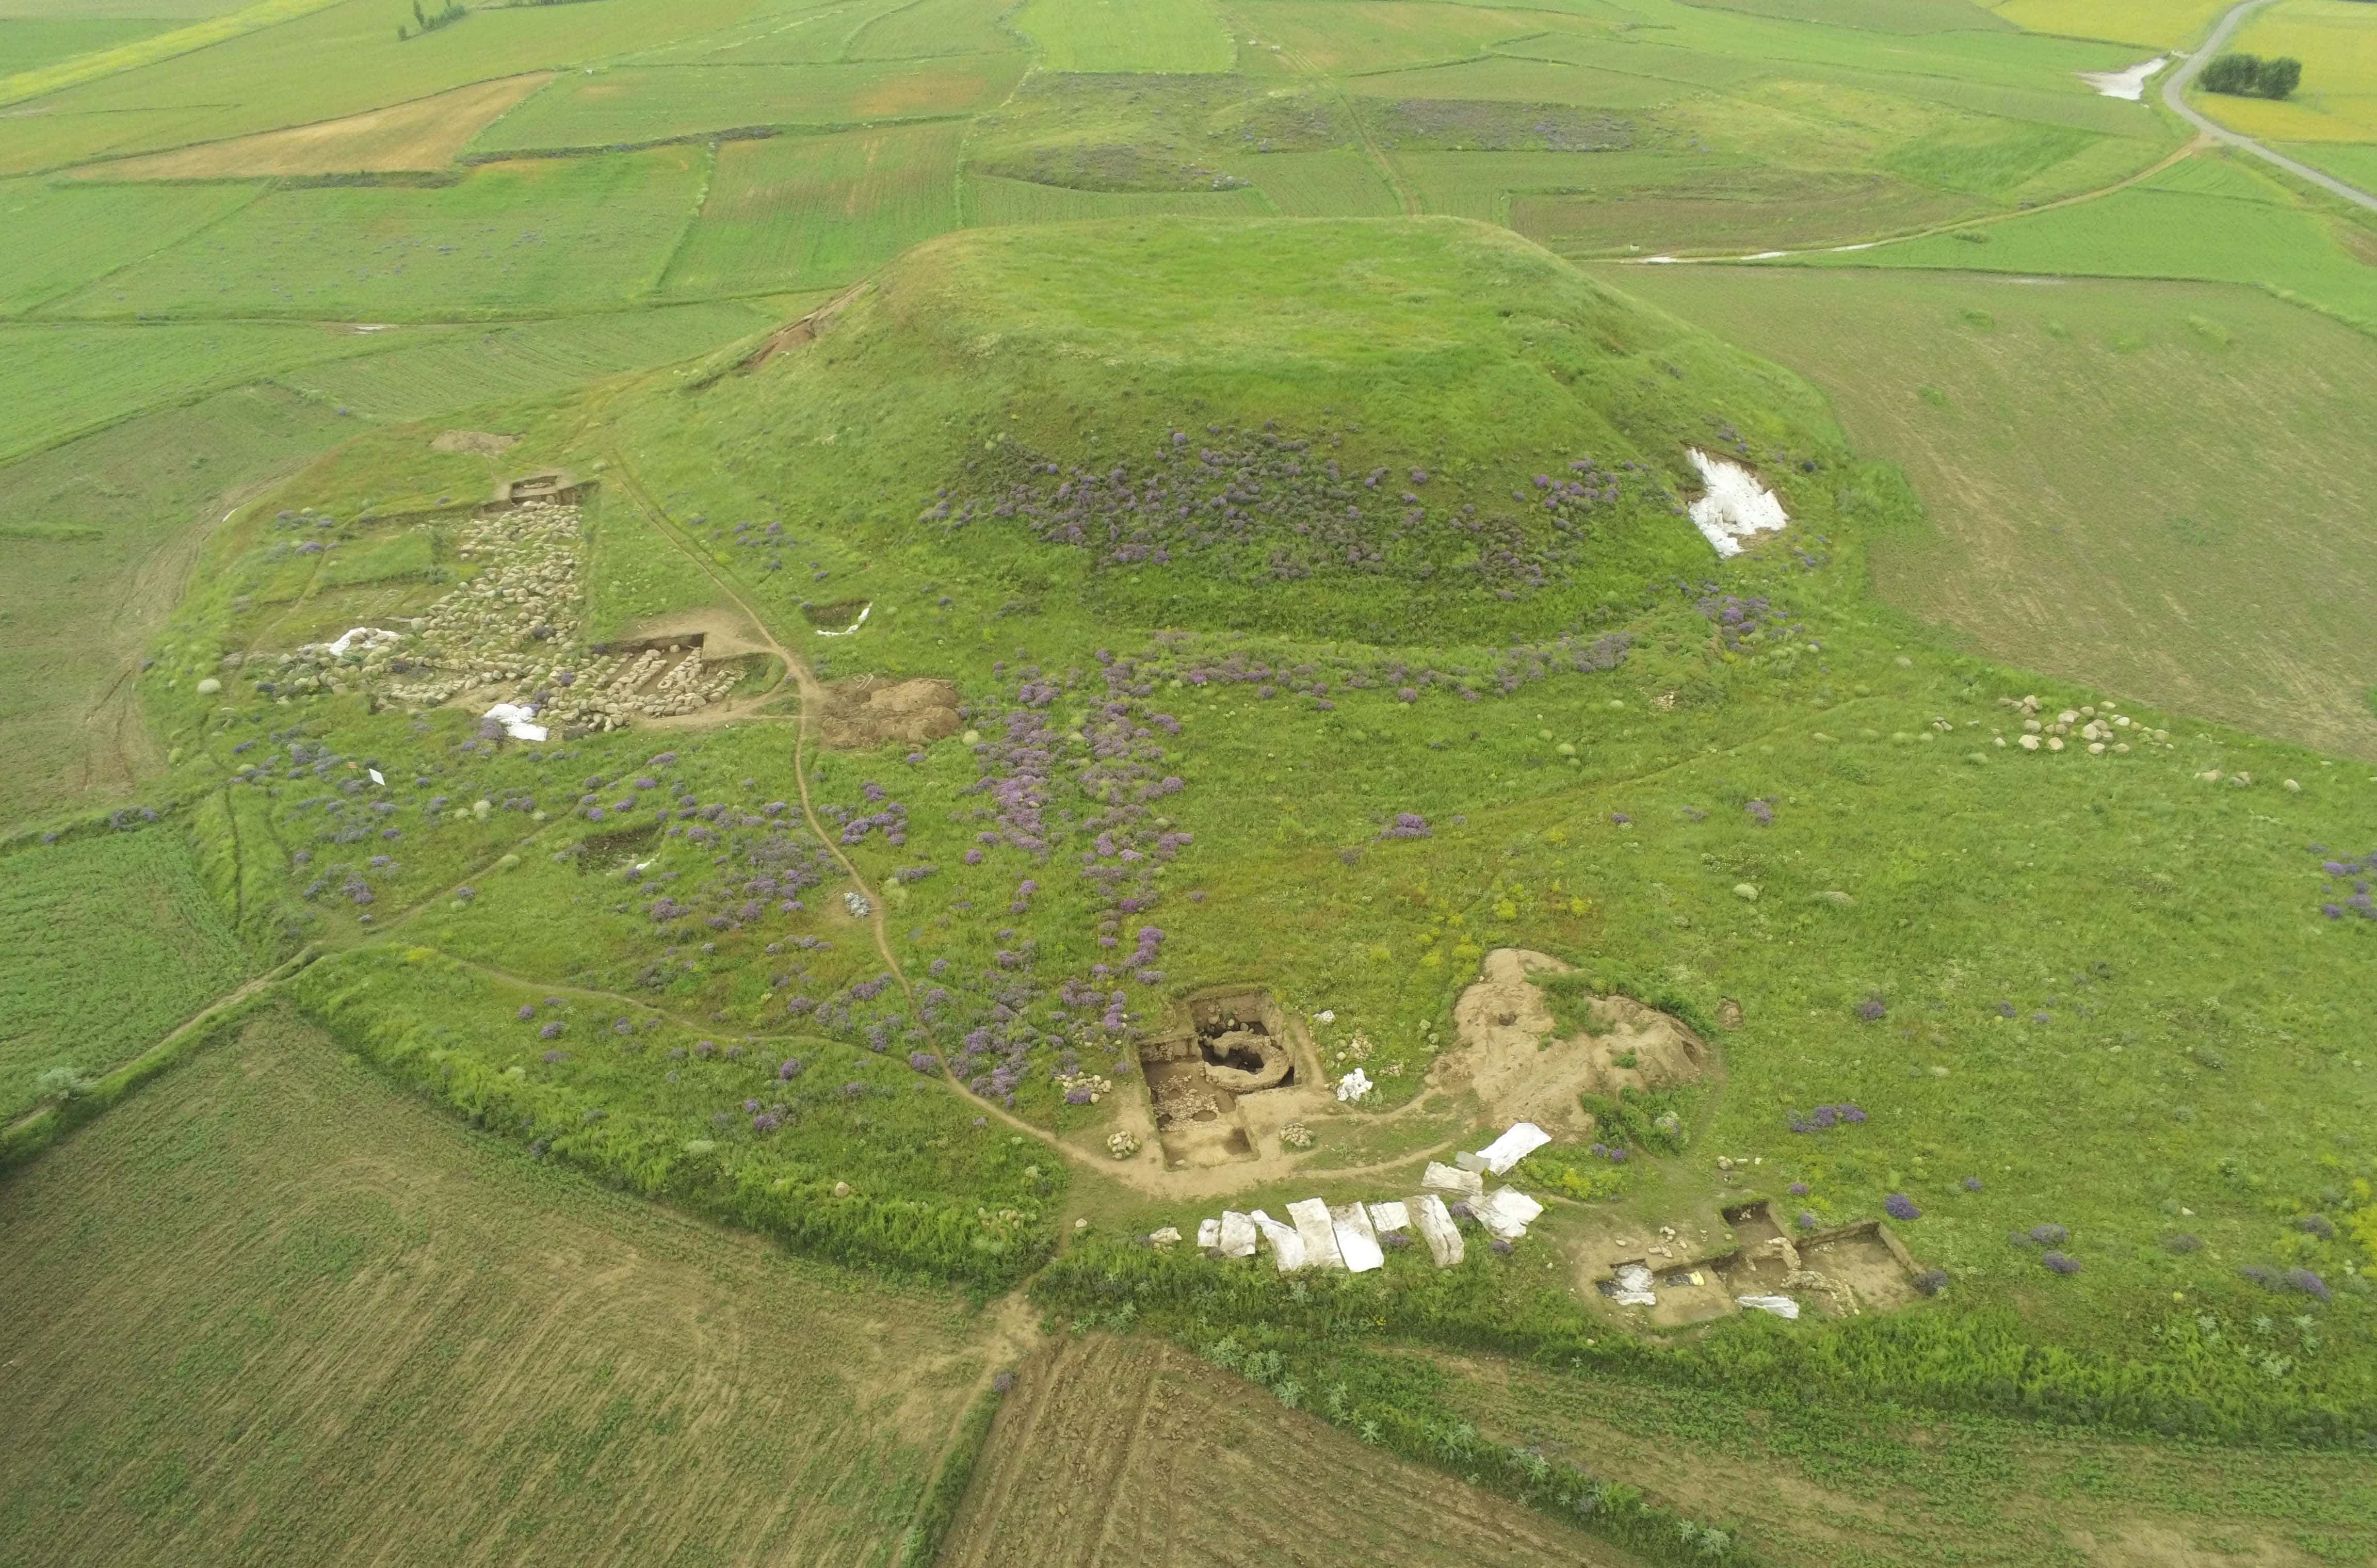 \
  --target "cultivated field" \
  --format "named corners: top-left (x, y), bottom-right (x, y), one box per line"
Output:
top-left (1012, 0), bottom-right (1234, 73)
top-left (80, 73), bottom-right (551, 179)
top-left (941, 1334), bottom-right (1636, 1567)
top-left (469, 57), bottom-right (1028, 155)
top-left (1611, 263), bottom-right (2377, 757)
top-left (0, 1006), bottom-right (1009, 1566)
top-left (2195, 0), bottom-right (2377, 143)
top-left (662, 123), bottom-right (966, 297)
